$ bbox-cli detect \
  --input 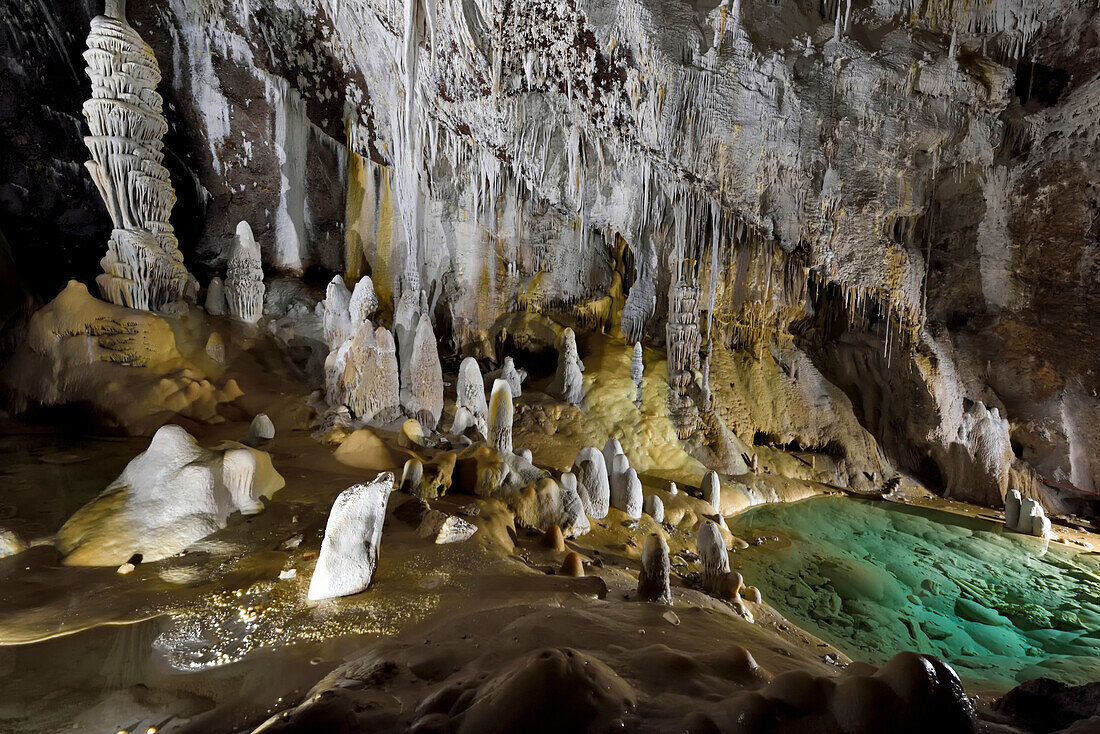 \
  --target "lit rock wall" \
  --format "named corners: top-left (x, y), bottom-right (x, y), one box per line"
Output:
top-left (1, 0), bottom-right (1097, 503)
